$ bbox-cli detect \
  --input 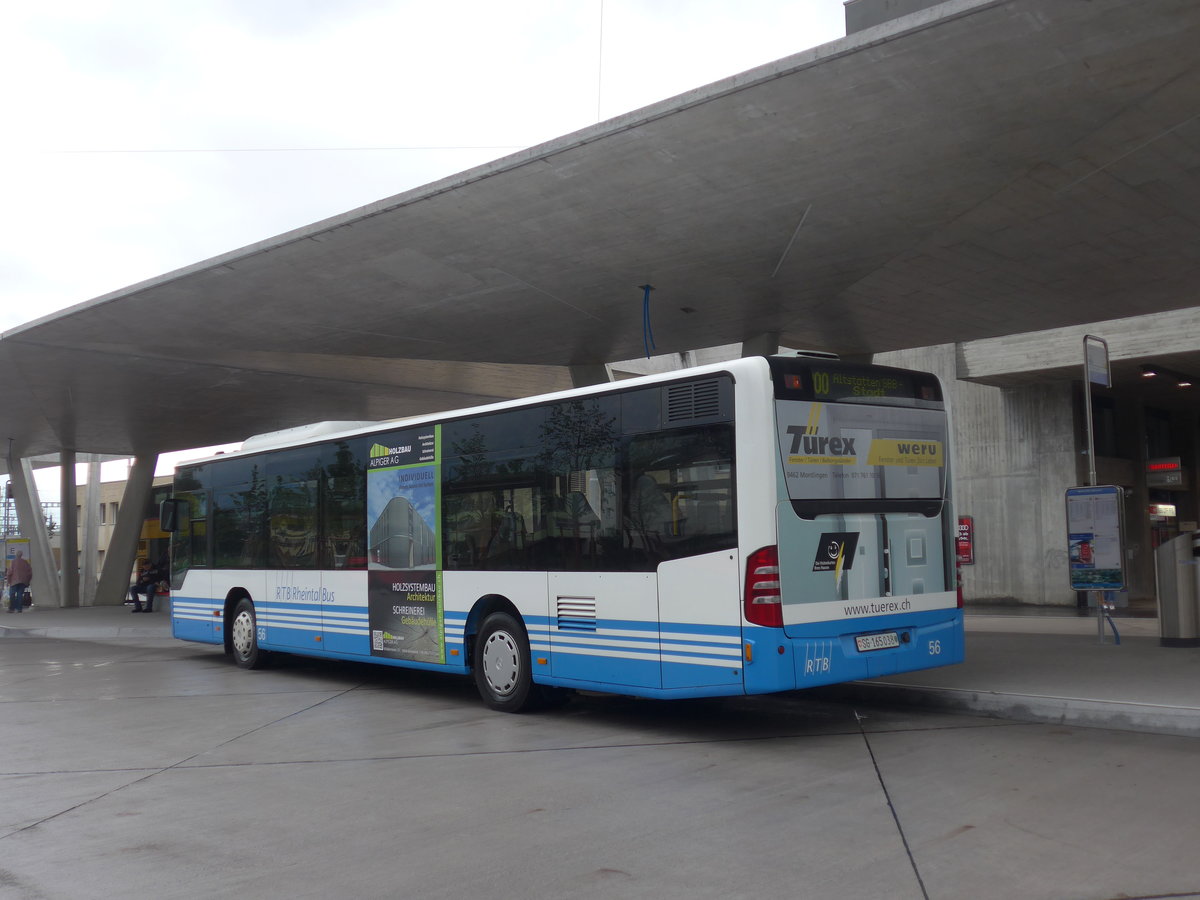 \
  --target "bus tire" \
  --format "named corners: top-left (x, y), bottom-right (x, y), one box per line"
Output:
top-left (473, 612), bottom-right (535, 712)
top-left (230, 597), bottom-right (269, 669)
